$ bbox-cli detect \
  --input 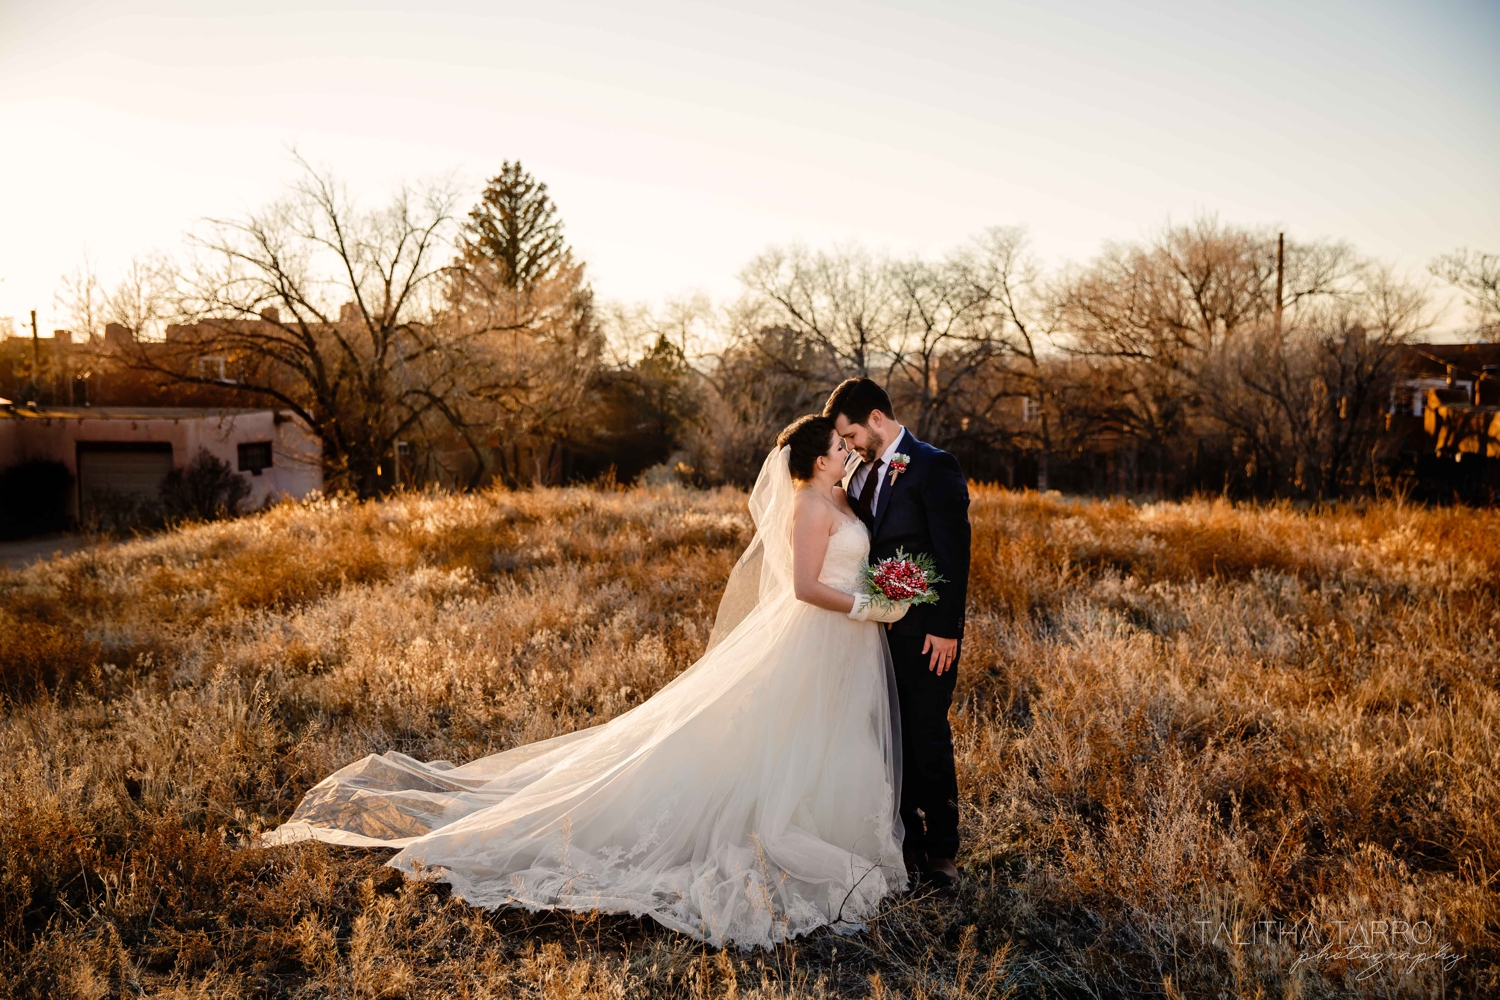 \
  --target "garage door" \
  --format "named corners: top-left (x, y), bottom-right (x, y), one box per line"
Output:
top-left (77, 444), bottom-right (174, 515)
